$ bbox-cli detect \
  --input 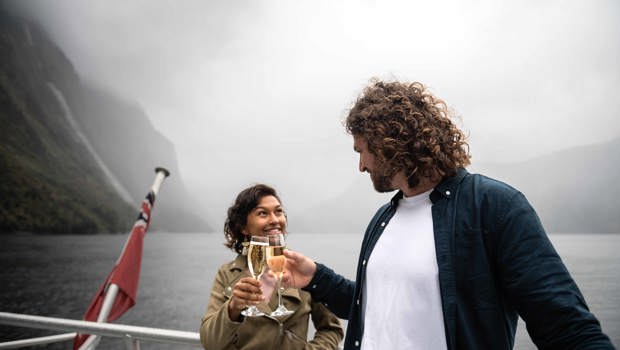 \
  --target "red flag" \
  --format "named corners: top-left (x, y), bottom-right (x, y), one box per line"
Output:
top-left (73, 192), bottom-right (155, 349)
